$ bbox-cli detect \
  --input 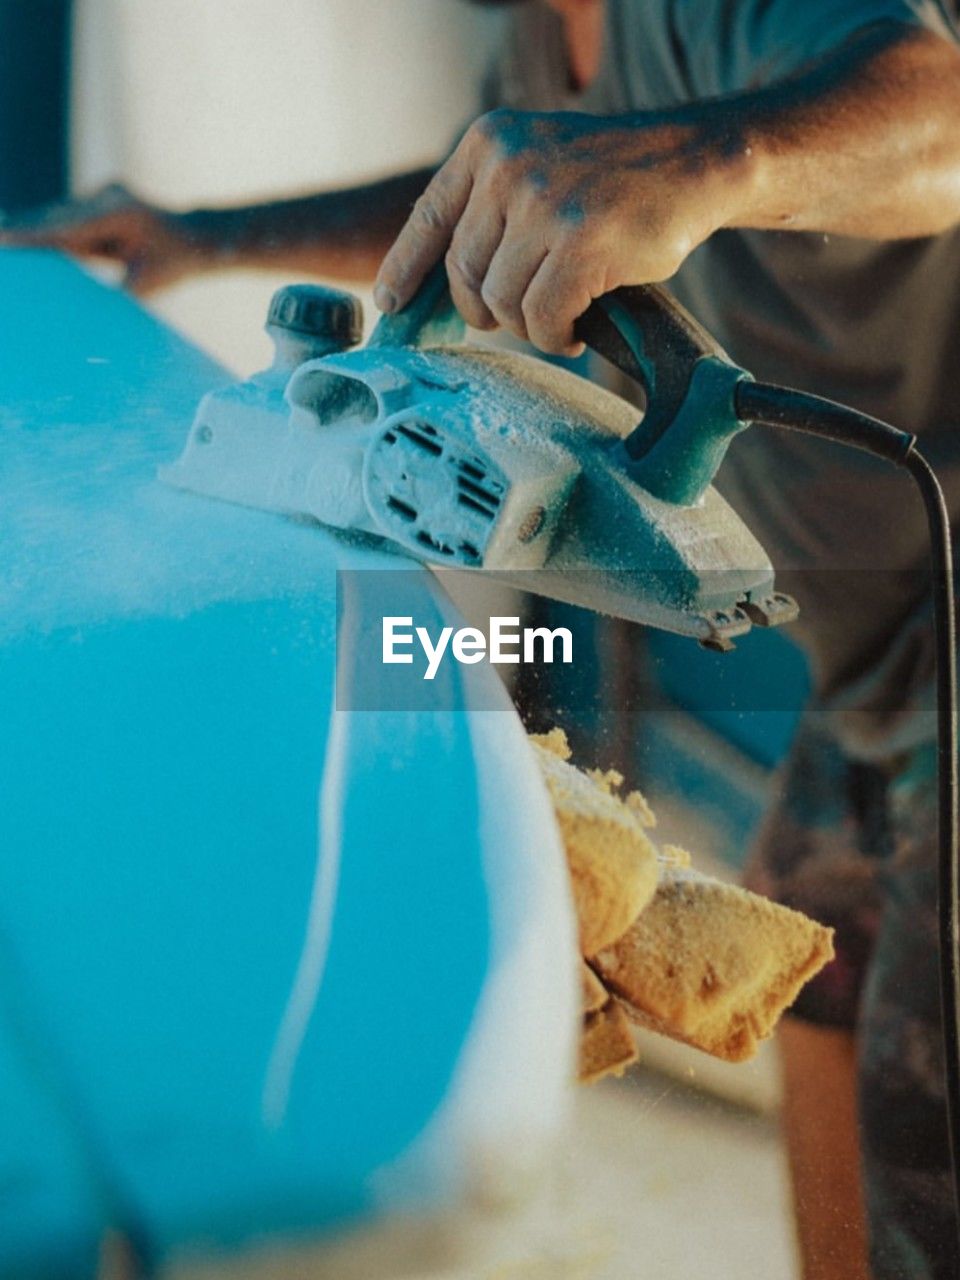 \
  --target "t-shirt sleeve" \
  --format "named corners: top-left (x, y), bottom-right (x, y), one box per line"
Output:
top-left (675, 0), bottom-right (959, 97)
